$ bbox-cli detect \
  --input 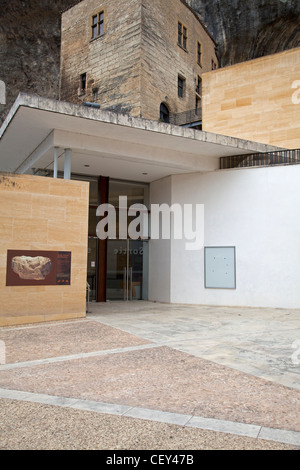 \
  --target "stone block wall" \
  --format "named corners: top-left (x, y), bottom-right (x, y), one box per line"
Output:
top-left (0, 173), bottom-right (89, 326)
top-left (202, 47), bottom-right (300, 149)
top-left (59, 0), bottom-right (143, 116)
top-left (59, 0), bottom-right (218, 120)
top-left (140, 0), bottom-right (218, 120)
